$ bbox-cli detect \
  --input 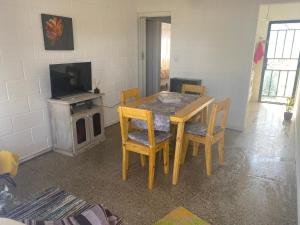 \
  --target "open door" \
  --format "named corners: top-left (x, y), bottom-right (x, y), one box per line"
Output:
top-left (146, 18), bottom-right (162, 96)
